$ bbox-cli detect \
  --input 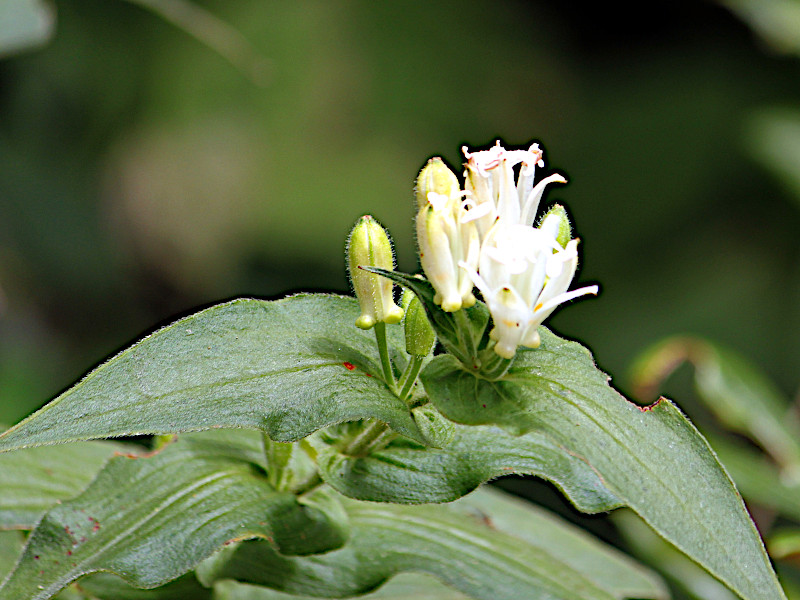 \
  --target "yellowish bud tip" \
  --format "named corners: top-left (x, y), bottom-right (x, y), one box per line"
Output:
top-left (415, 157), bottom-right (460, 211)
top-left (346, 215), bottom-right (404, 329)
